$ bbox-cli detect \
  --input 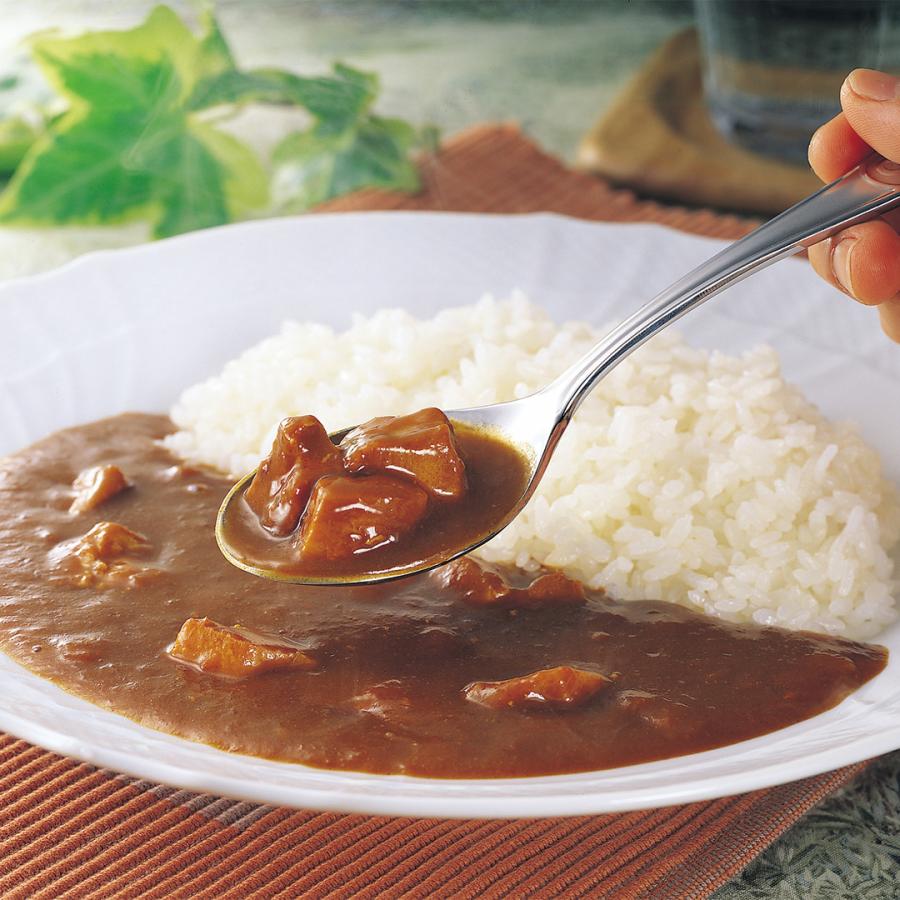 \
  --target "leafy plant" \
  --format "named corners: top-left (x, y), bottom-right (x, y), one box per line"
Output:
top-left (190, 58), bottom-right (437, 211)
top-left (0, 116), bottom-right (39, 175)
top-left (271, 67), bottom-right (436, 211)
top-left (0, 5), bottom-right (432, 238)
top-left (0, 68), bottom-right (52, 177)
